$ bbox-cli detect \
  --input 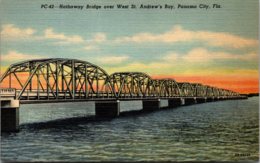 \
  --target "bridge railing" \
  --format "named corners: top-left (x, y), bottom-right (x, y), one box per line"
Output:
top-left (15, 89), bottom-right (183, 100)
top-left (0, 88), bottom-right (17, 99)
top-left (1, 88), bottom-right (244, 101)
